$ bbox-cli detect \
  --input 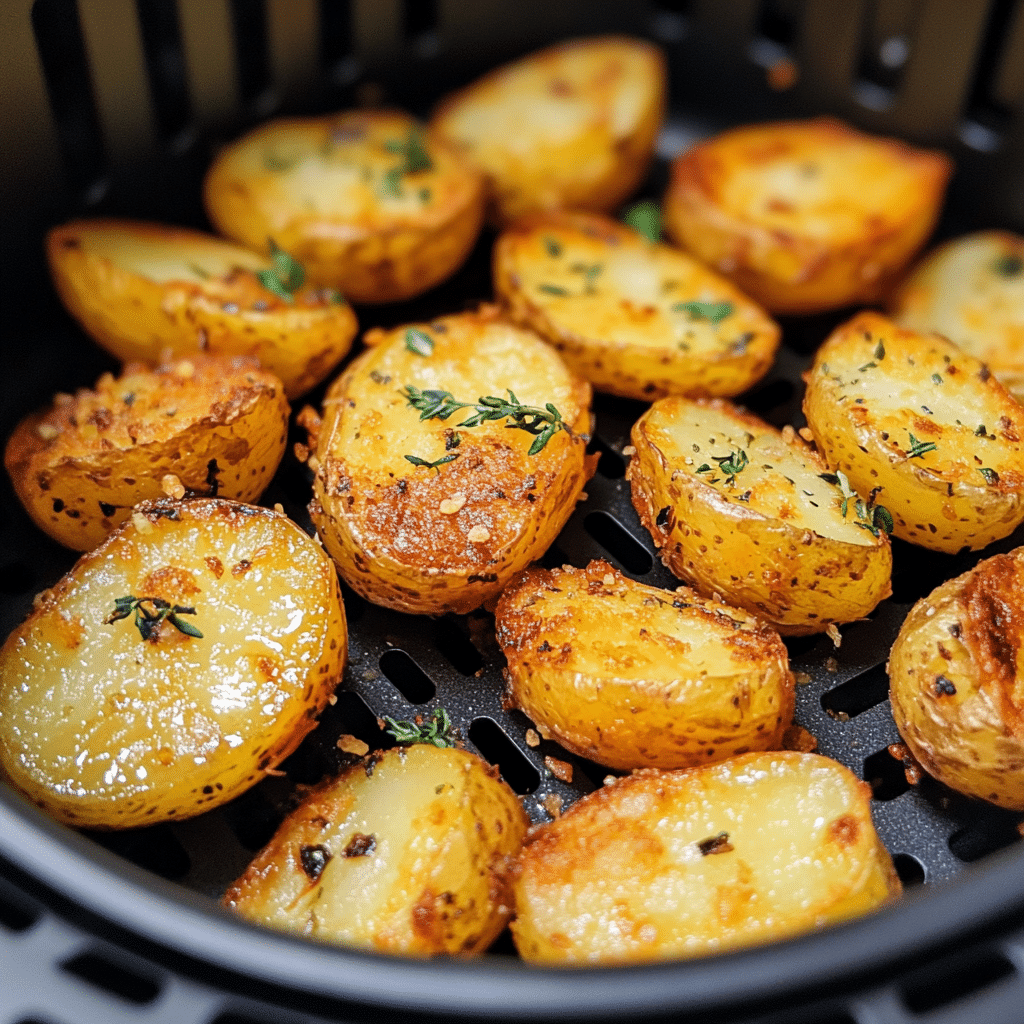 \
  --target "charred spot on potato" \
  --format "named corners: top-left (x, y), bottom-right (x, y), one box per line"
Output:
top-left (697, 831), bottom-right (733, 856)
top-left (343, 833), bottom-right (377, 857)
top-left (300, 843), bottom-right (333, 881)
